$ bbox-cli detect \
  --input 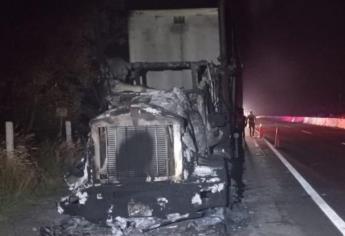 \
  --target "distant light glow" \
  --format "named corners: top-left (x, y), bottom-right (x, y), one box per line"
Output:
top-left (243, 103), bottom-right (253, 116)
